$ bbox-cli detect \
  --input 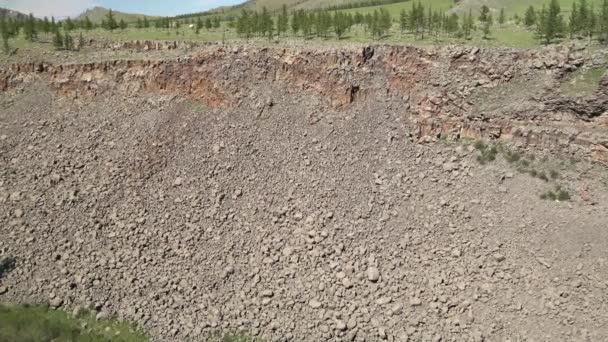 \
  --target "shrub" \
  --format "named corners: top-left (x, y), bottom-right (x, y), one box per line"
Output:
top-left (550, 169), bottom-right (559, 180)
top-left (504, 150), bottom-right (521, 163)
